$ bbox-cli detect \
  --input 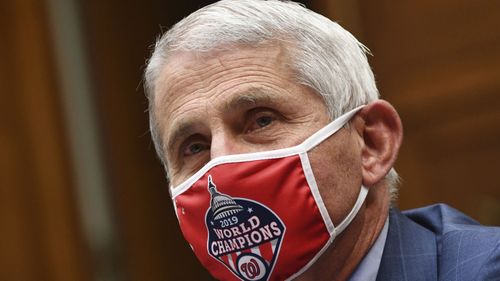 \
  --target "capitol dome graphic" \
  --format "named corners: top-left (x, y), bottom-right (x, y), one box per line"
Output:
top-left (208, 175), bottom-right (244, 220)
top-left (205, 175), bottom-right (286, 281)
